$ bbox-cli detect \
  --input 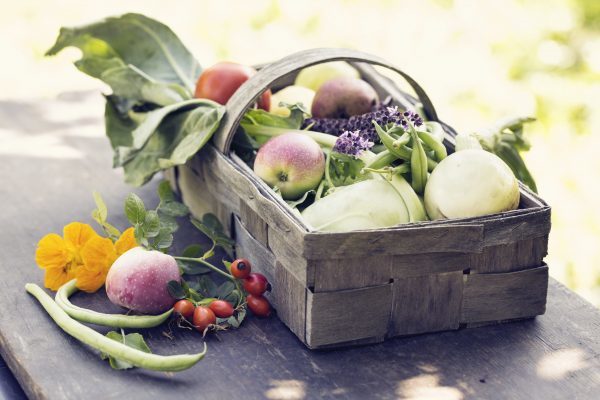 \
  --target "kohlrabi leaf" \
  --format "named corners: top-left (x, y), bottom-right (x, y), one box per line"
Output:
top-left (239, 103), bottom-right (309, 146)
top-left (475, 116), bottom-right (538, 193)
top-left (46, 13), bottom-right (201, 99)
top-left (121, 102), bottom-right (225, 186)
